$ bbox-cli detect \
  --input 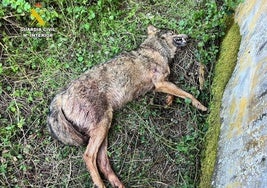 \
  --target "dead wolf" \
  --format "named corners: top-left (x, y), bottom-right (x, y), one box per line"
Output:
top-left (47, 25), bottom-right (207, 188)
